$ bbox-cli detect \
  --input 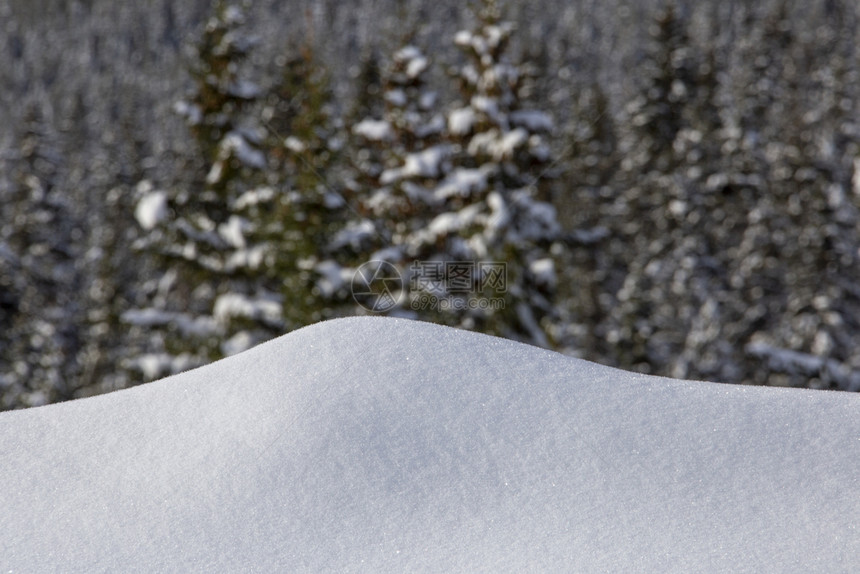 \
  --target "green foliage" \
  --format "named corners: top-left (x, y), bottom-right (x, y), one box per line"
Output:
top-left (260, 42), bottom-right (348, 327)
top-left (182, 0), bottom-right (260, 172)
